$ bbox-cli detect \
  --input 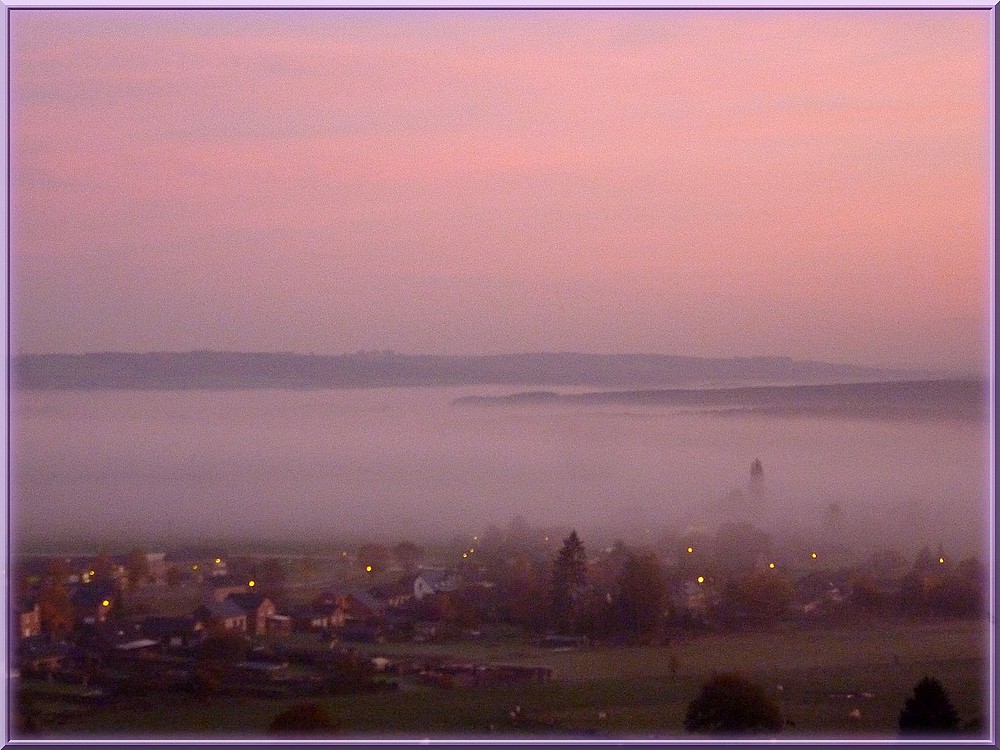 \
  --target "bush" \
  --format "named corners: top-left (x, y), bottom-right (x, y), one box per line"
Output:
top-left (269, 702), bottom-right (340, 736)
top-left (684, 672), bottom-right (782, 735)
